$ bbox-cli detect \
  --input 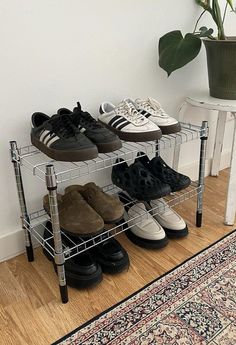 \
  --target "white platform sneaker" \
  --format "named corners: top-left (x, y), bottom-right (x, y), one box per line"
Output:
top-left (99, 100), bottom-right (162, 142)
top-left (134, 97), bottom-right (181, 134)
top-left (119, 193), bottom-right (168, 249)
top-left (147, 198), bottom-right (188, 238)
